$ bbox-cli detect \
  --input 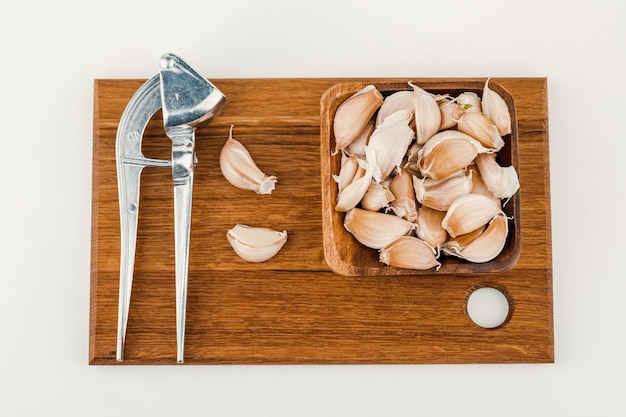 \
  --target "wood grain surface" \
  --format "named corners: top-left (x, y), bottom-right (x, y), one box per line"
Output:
top-left (90, 78), bottom-right (553, 365)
